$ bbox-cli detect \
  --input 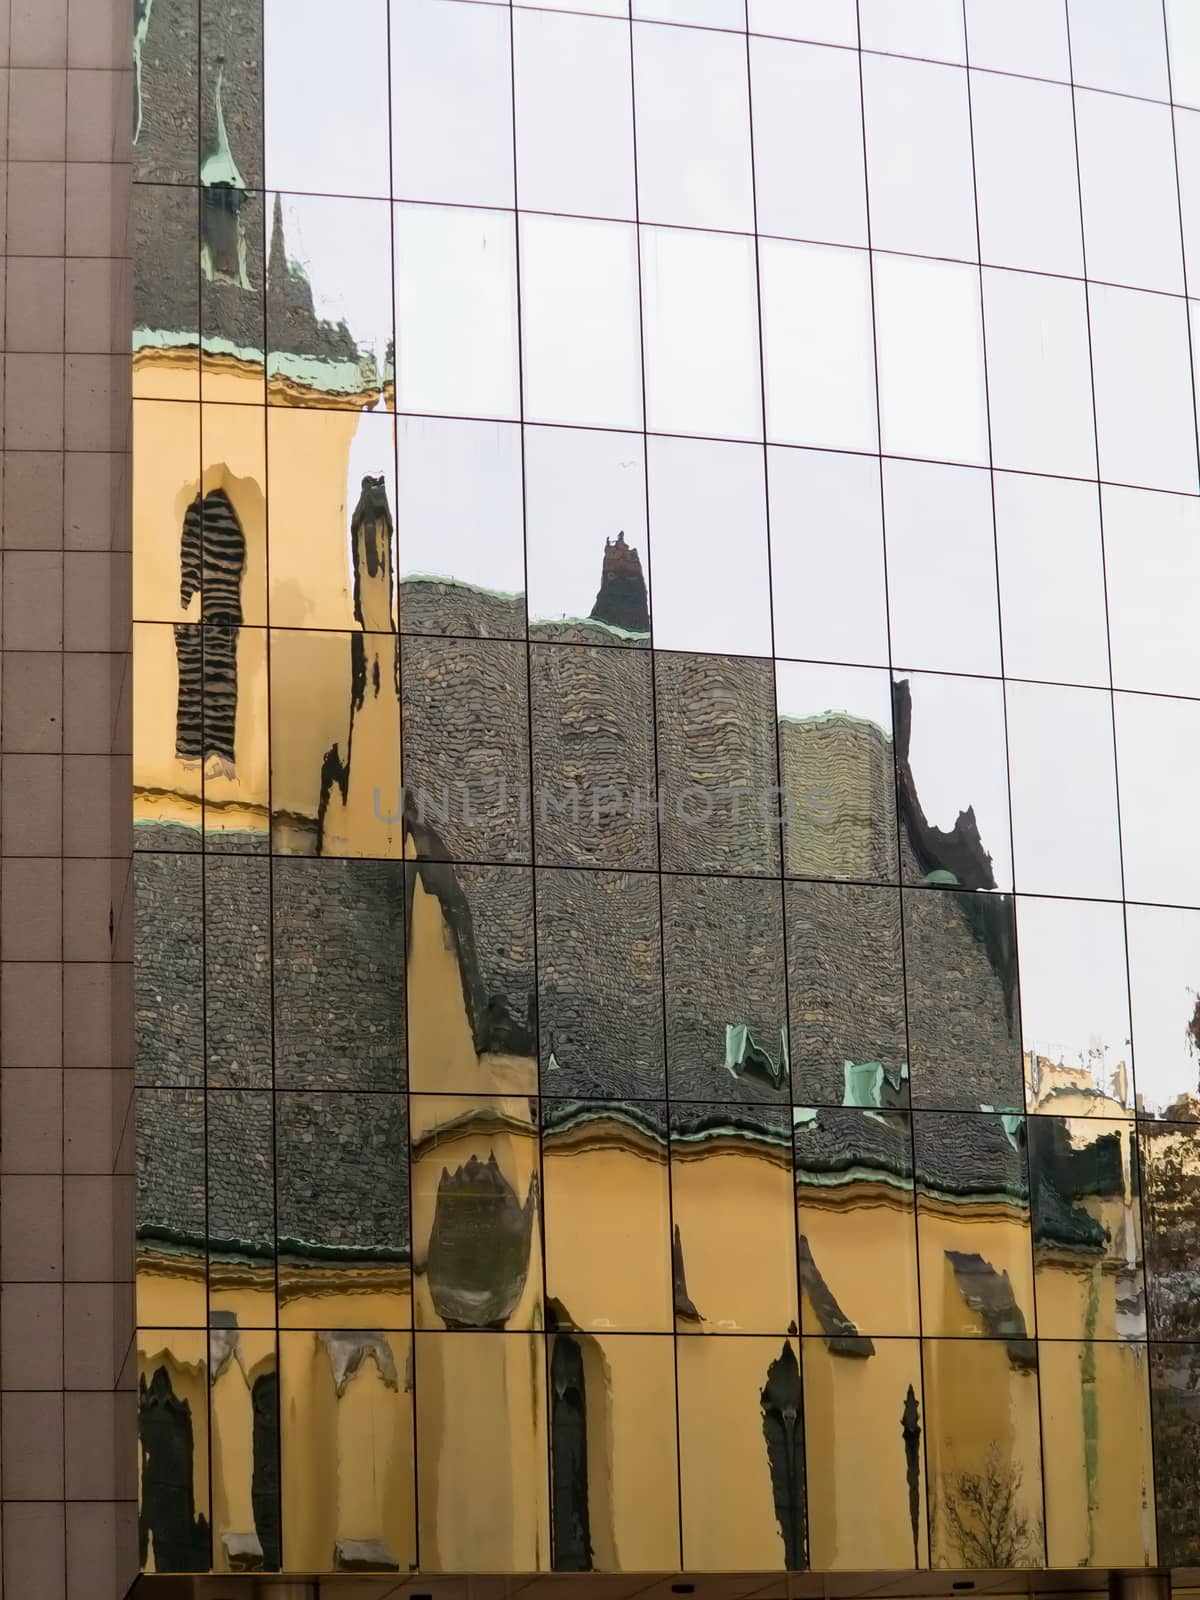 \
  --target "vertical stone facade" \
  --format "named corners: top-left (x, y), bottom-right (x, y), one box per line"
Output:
top-left (0, 0), bottom-right (136, 1593)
